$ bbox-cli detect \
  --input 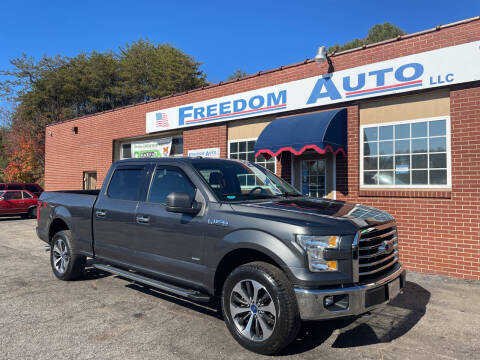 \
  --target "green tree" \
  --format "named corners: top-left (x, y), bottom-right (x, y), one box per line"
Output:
top-left (117, 39), bottom-right (207, 103)
top-left (0, 39), bottom-right (208, 183)
top-left (328, 22), bottom-right (406, 53)
top-left (227, 69), bottom-right (247, 80)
